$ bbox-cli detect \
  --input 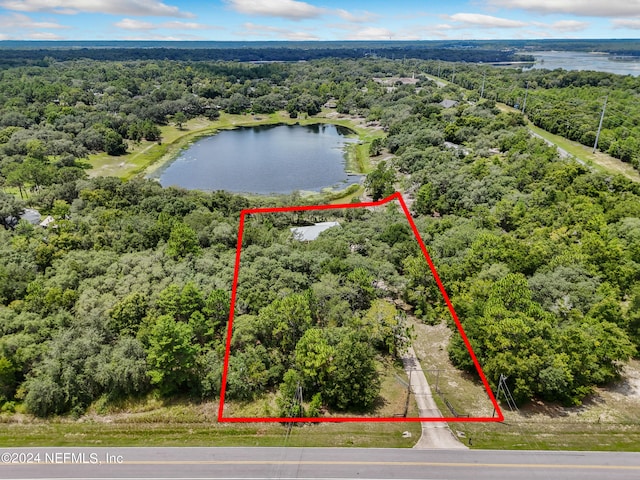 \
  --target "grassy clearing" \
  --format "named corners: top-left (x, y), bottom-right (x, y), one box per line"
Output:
top-left (0, 186), bottom-right (30, 199)
top-left (412, 317), bottom-right (640, 451)
top-left (495, 103), bottom-right (640, 183)
top-left (328, 185), bottom-right (365, 205)
top-left (527, 123), bottom-right (640, 182)
top-left (0, 420), bottom-right (418, 448)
